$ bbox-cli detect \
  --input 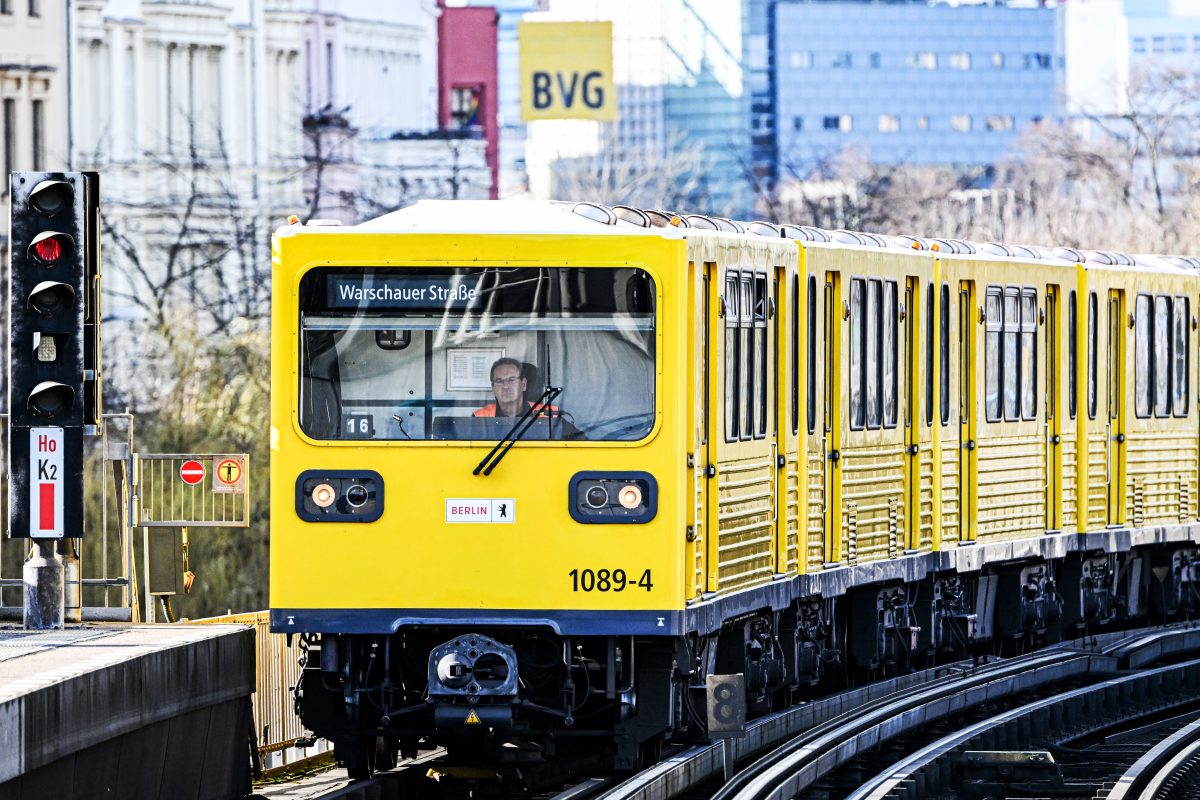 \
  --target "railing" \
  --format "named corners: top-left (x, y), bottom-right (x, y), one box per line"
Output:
top-left (195, 610), bottom-right (315, 762)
